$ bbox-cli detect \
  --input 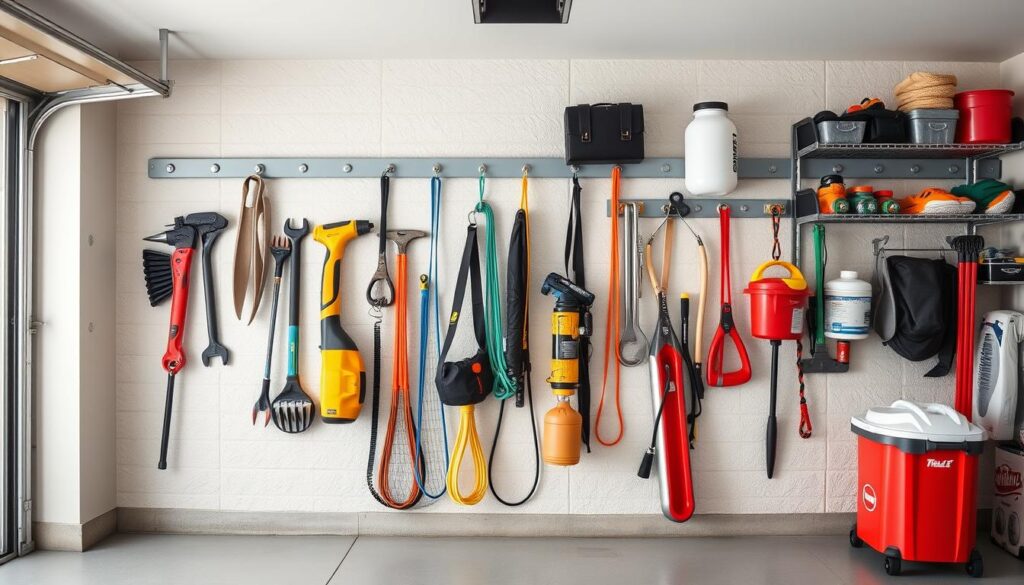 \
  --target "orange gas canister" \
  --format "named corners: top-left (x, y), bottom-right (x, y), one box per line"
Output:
top-left (744, 261), bottom-right (810, 341)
